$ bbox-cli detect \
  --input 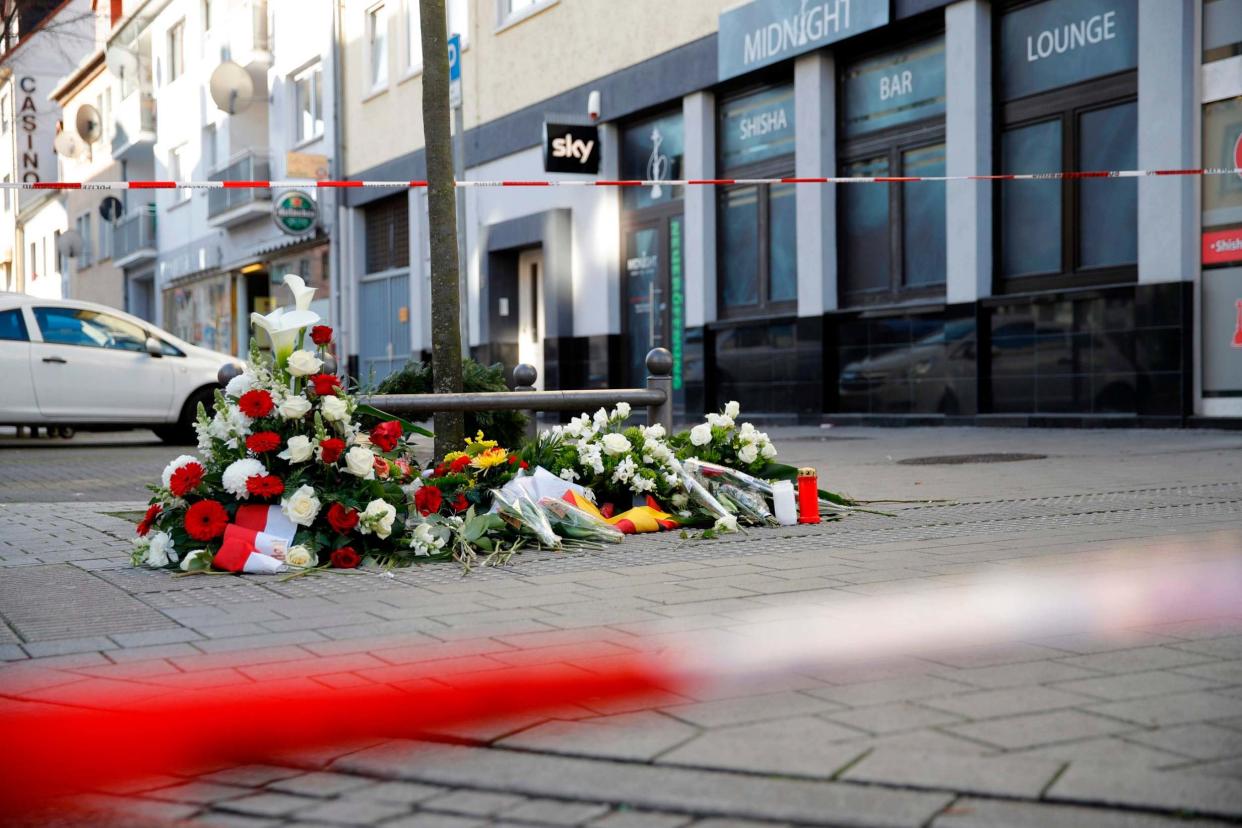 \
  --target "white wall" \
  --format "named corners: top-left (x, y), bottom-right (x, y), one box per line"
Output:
top-left (22, 196), bottom-right (68, 299)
